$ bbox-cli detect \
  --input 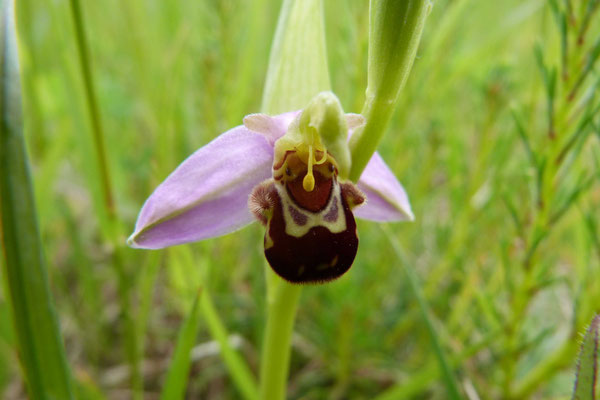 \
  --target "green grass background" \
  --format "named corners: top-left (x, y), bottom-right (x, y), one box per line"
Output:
top-left (2, 0), bottom-right (599, 398)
